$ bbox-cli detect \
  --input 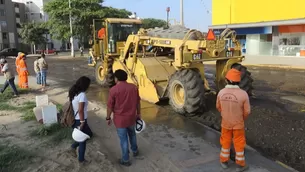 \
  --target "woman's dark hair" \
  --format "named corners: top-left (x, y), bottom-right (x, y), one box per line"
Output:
top-left (68, 76), bottom-right (91, 101)
top-left (226, 79), bottom-right (239, 85)
top-left (114, 69), bottom-right (128, 81)
top-left (41, 53), bottom-right (45, 58)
